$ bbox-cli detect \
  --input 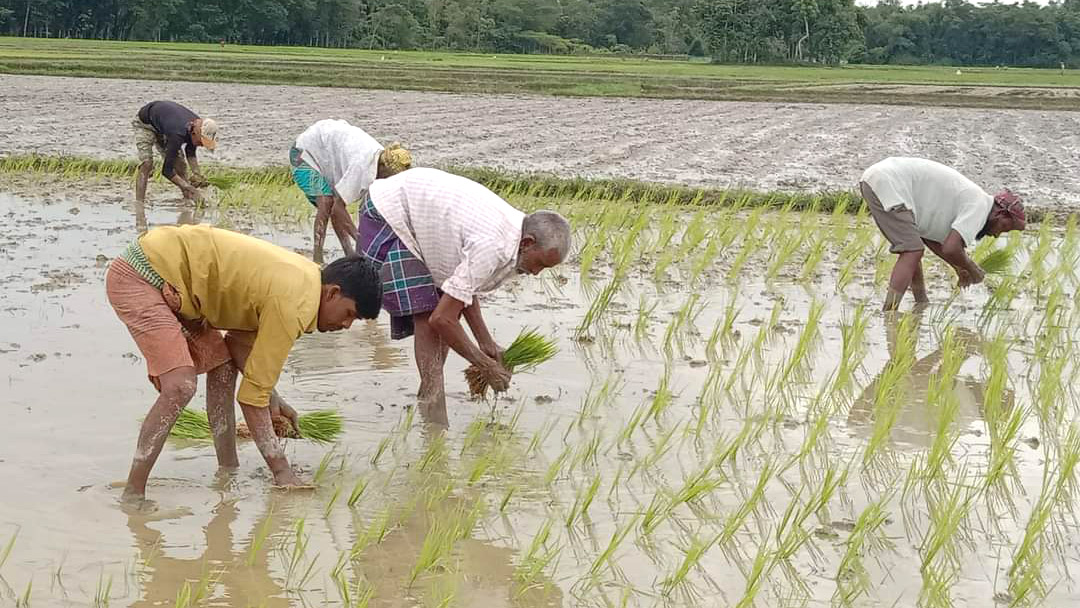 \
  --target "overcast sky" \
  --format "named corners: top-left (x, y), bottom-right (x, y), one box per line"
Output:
top-left (854, 0), bottom-right (1049, 5)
